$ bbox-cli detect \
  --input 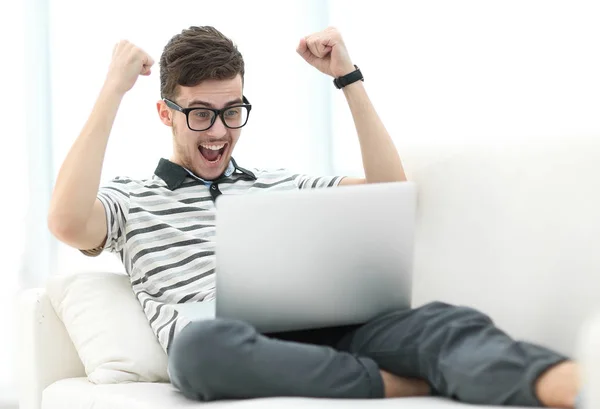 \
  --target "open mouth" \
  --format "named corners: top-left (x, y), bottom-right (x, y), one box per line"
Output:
top-left (198, 142), bottom-right (228, 166)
